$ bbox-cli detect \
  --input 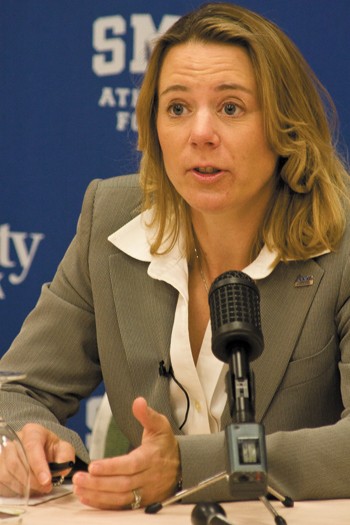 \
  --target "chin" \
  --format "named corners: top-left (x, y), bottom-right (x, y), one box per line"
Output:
top-left (189, 198), bottom-right (232, 215)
